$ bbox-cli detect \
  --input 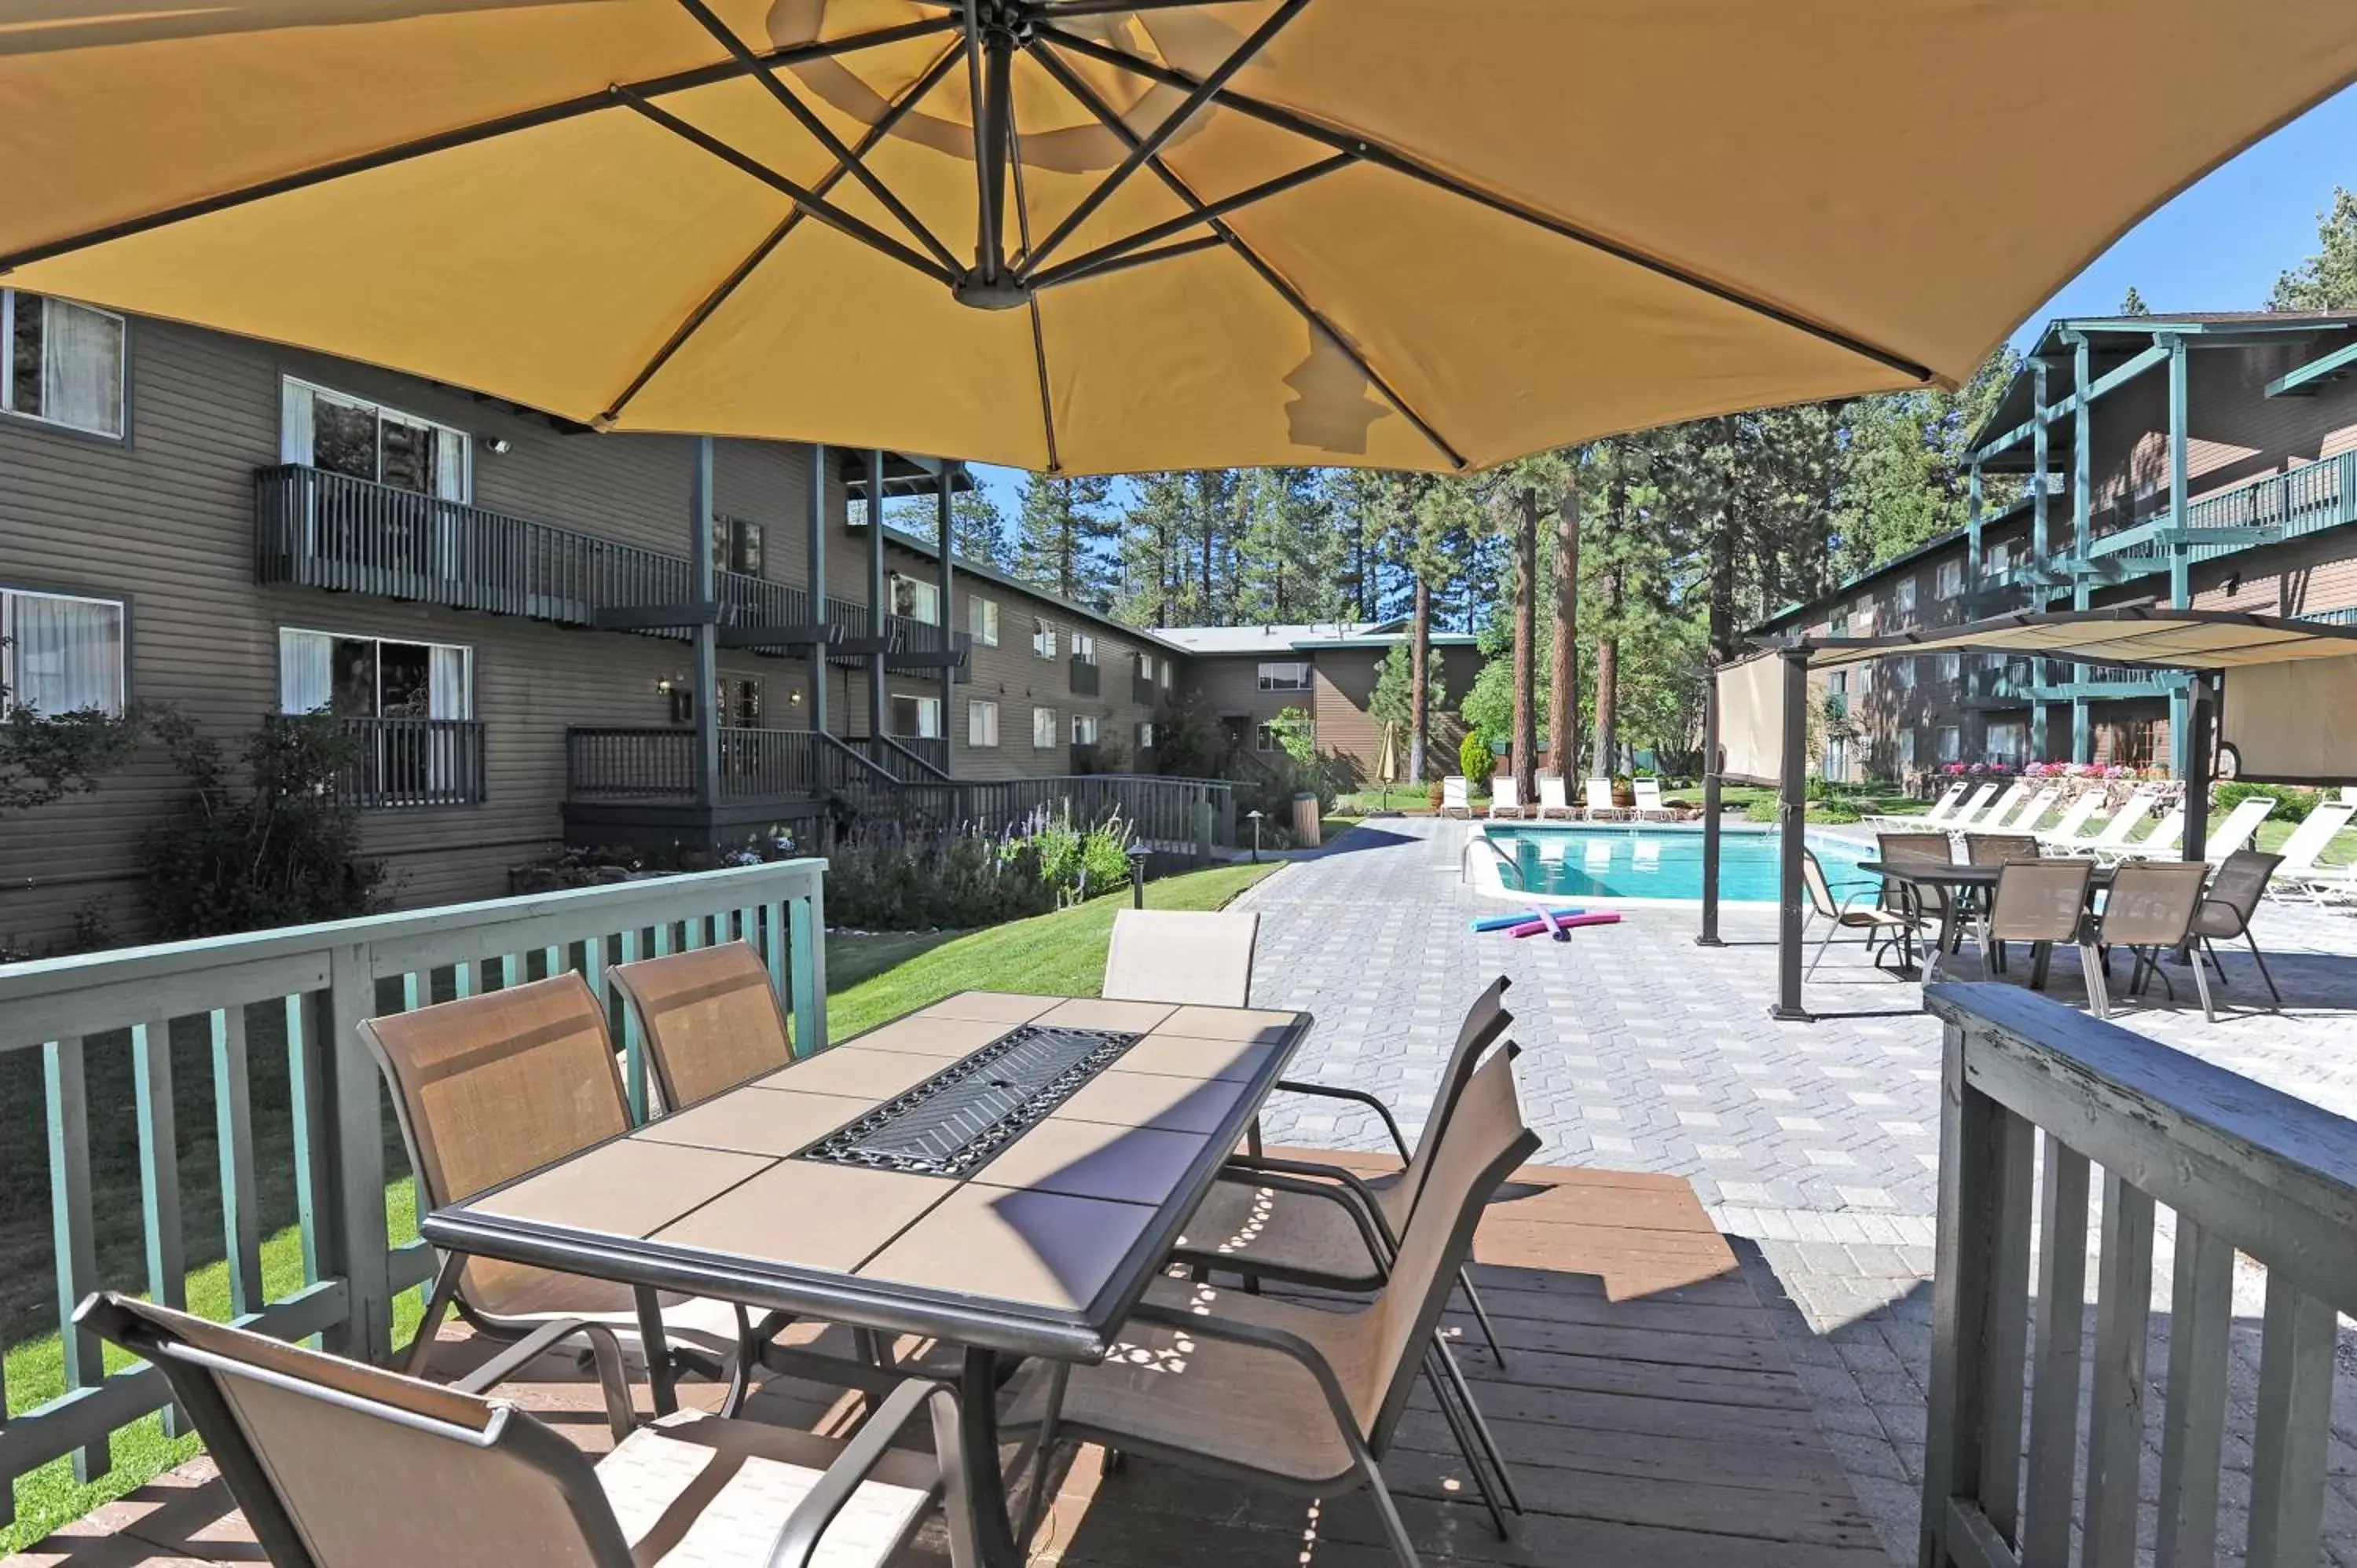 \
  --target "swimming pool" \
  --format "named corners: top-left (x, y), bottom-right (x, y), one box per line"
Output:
top-left (1480, 824), bottom-right (1877, 903)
